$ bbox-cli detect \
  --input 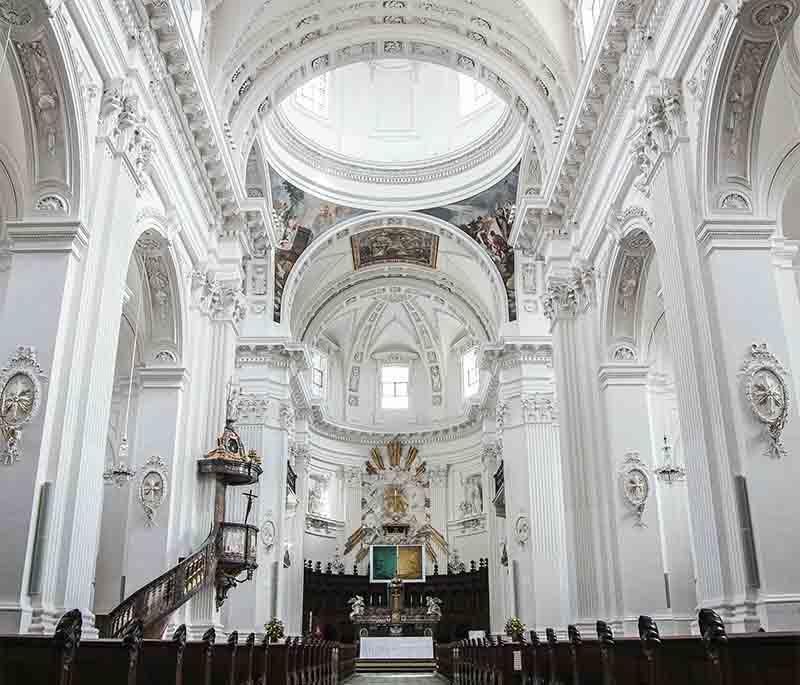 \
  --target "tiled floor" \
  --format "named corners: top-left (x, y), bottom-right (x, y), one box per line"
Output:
top-left (345, 674), bottom-right (446, 685)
